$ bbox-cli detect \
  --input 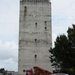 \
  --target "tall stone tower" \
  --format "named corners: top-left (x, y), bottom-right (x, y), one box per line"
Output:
top-left (18, 0), bottom-right (52, 74)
